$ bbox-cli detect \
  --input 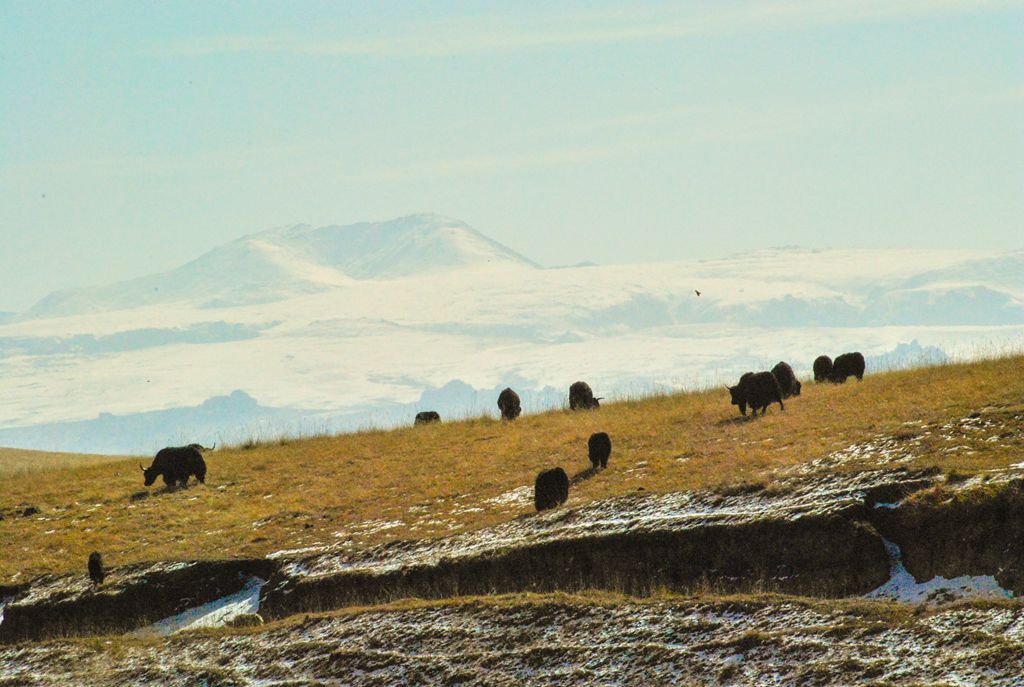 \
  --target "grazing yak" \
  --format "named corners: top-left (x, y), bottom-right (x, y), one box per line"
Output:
top-left (771, 361), bottom-right (802, 399)
top-left (535, 467), bottom-right (569, 512)
top-left (497, 387), bottom-right (522, 421)
top-left (141, 443), bottom-right (212, 487)
top-left (568, 381), bottom-right (602, 410)
top-left (414, 411), bottom-right (441, 425)
top-left (588, 432), bottom-right (612, 469)
top-left (87, 552), bottom-right (105, 586)
top-left (830, 351), bottom-right (865, 383)
top-left (728, 371), bottom-right (785, 417)
top-left (813, 355), bottom-right (833, 382)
